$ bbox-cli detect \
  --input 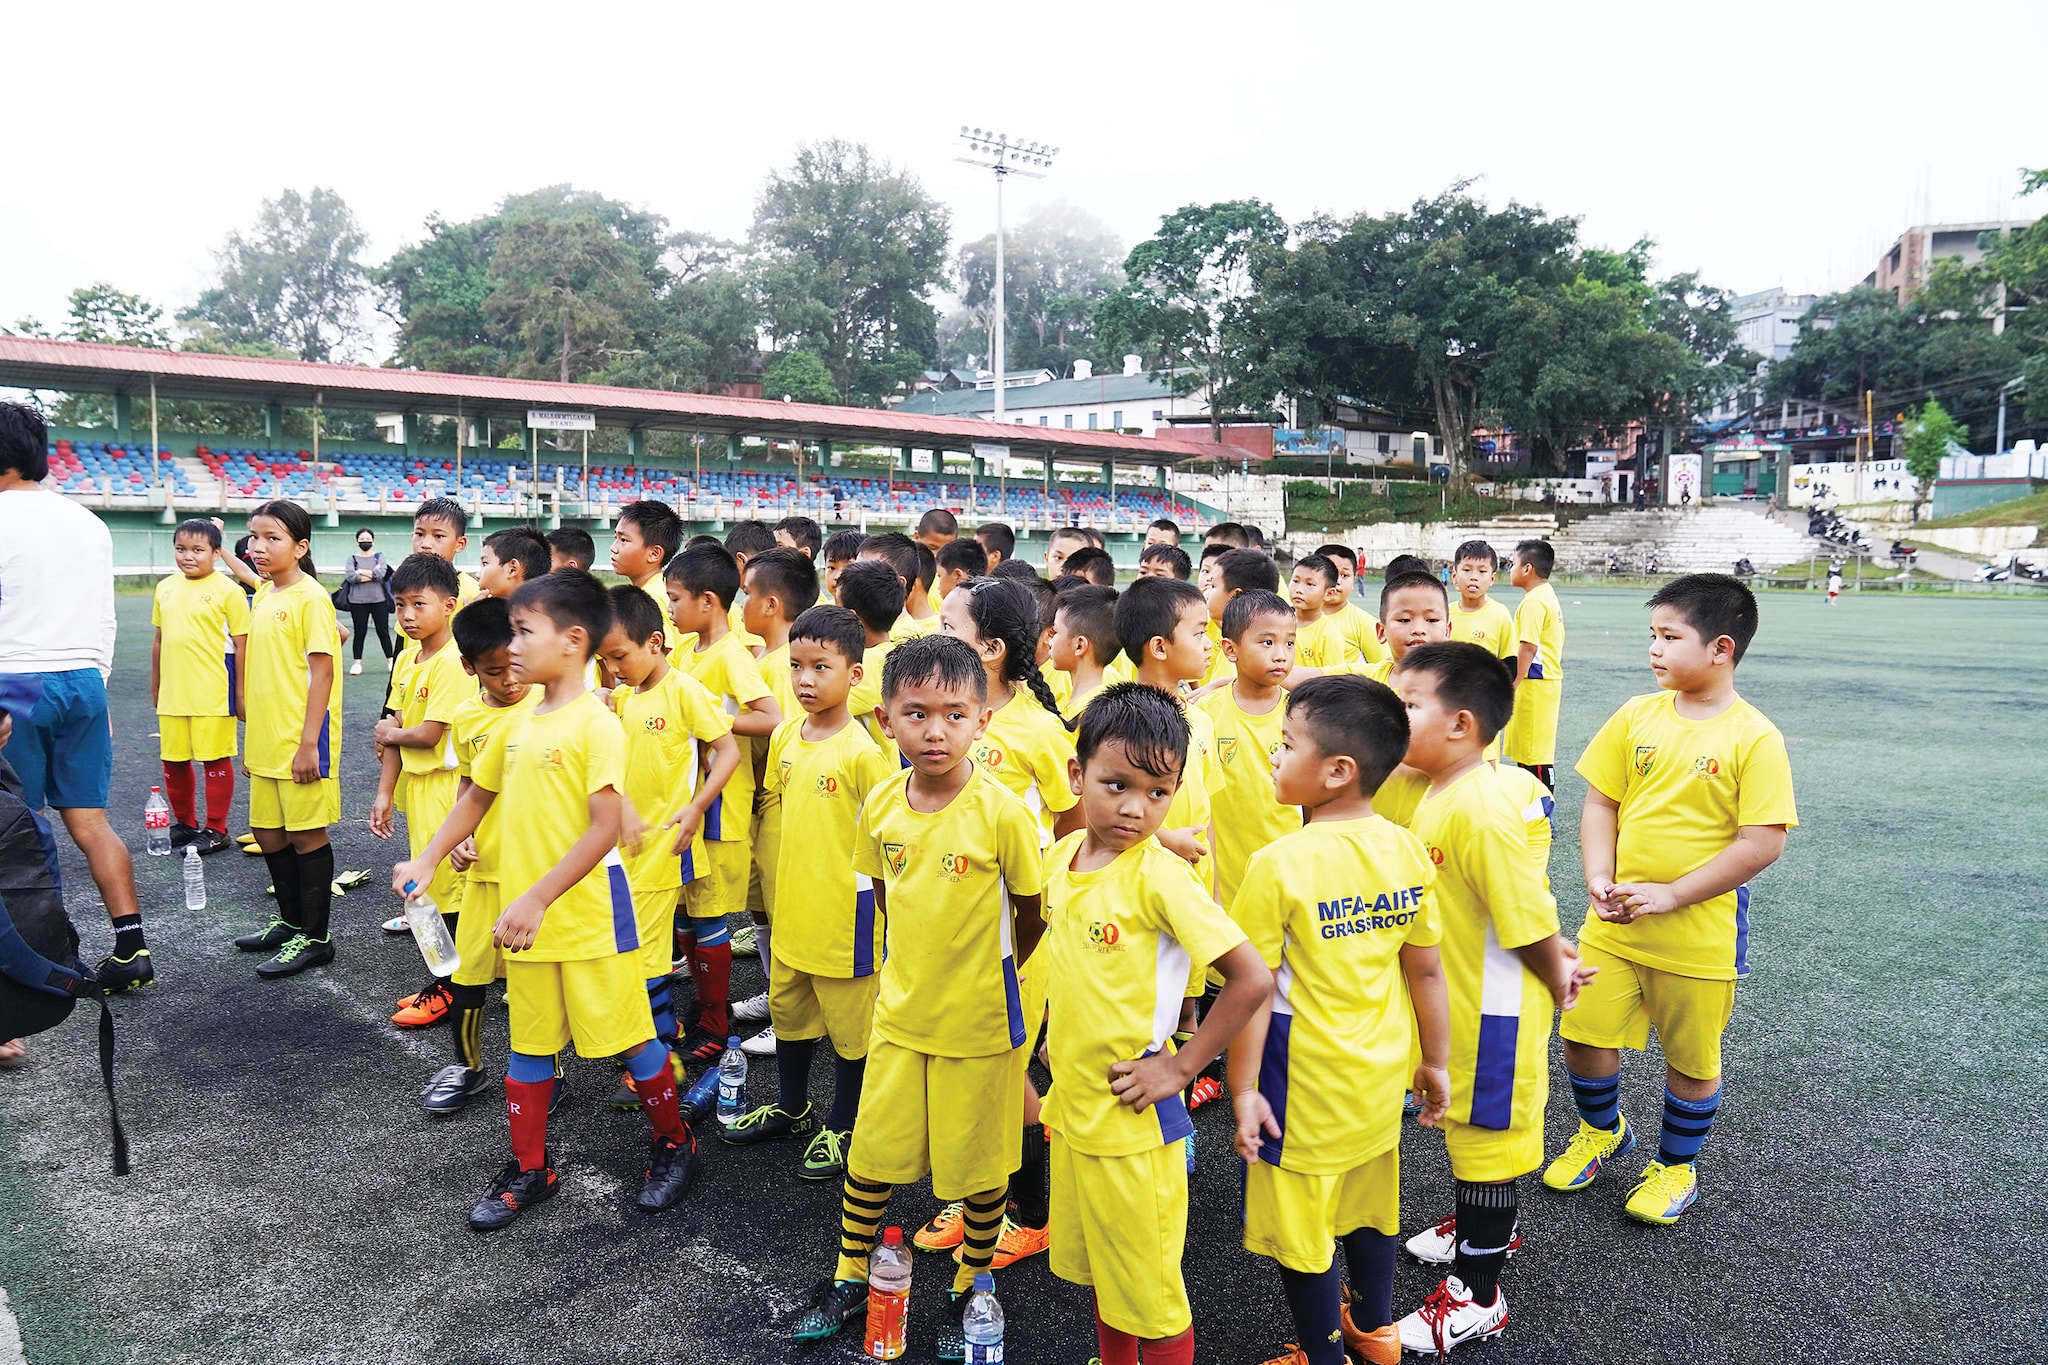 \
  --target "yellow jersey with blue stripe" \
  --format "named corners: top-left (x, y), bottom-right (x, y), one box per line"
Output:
top-left (1513, 582), bottom-right (1565, 680)
top-left (763, 715), bottom-right (893, 978)
top-left (613, 667), bottom-right (732, 893)
top-left (677, 631), bottom-right (771, 842)
top-left (973, 692), bottom-right (1078, 845)
top-left (152, 571), bottom-right (249, 717)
